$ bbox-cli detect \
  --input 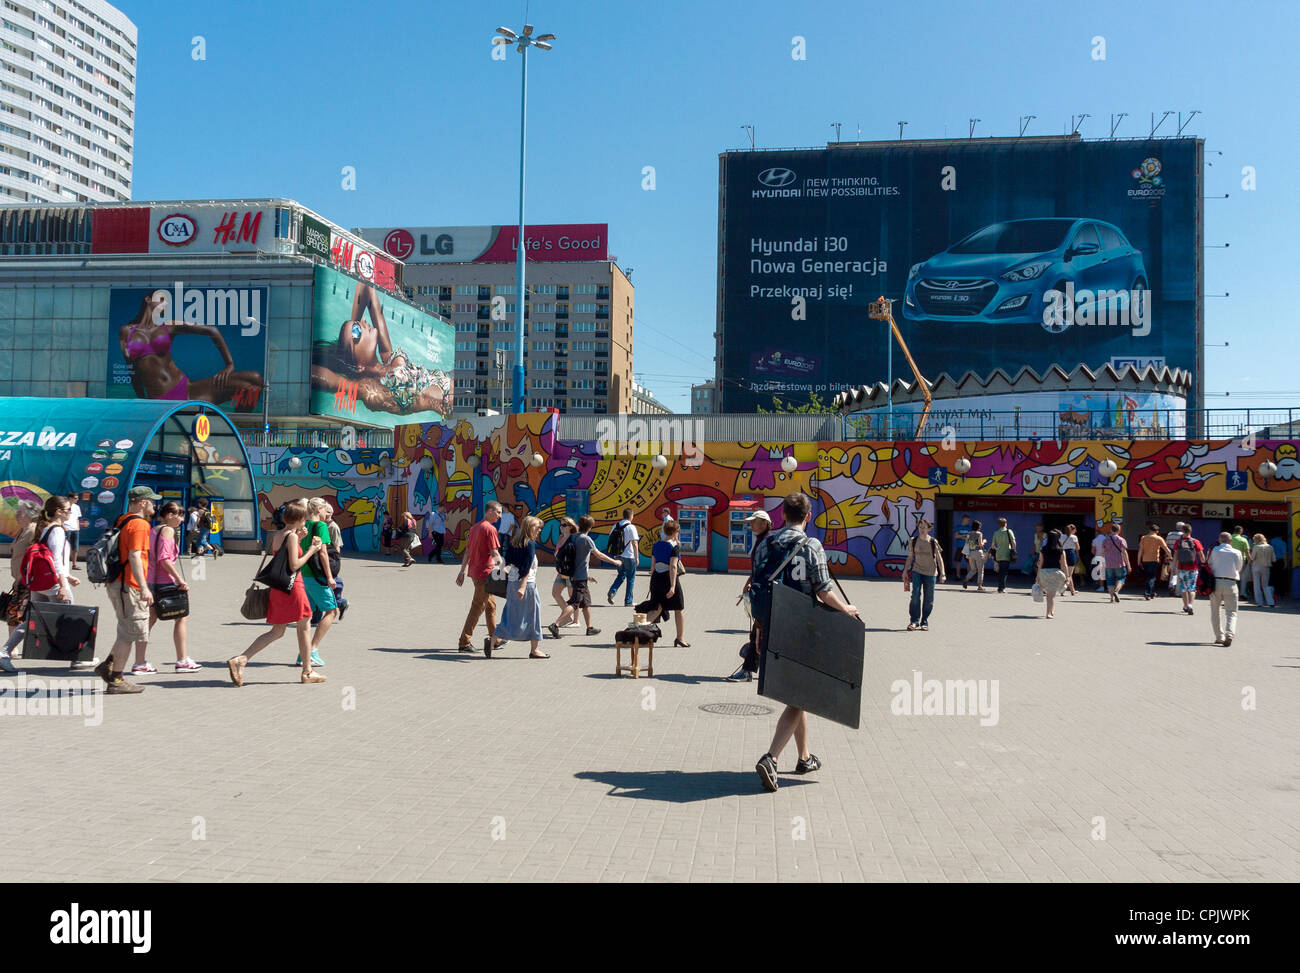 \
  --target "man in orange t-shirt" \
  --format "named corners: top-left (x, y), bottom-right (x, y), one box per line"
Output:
top-left (95, 485), bottom-right (158, 694)
top-left (456, 501), bottom-right (502, 652)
